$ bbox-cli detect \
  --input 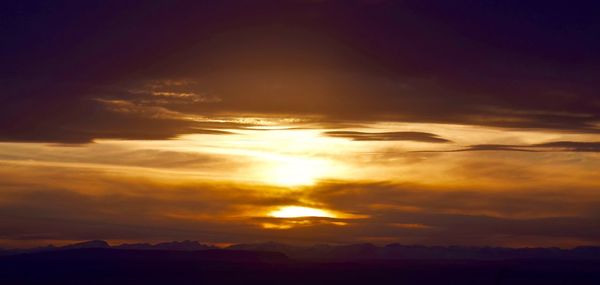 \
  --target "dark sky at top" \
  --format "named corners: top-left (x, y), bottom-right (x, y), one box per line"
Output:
top-left (2, 0), bottom-right (600, 143)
